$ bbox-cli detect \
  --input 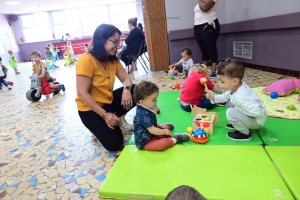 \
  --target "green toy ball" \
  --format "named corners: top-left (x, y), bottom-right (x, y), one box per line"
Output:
top-left (204, 117), bottom-right (211, 121)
